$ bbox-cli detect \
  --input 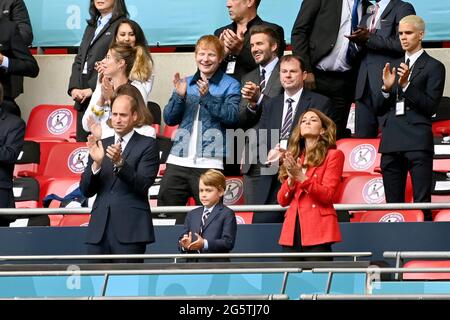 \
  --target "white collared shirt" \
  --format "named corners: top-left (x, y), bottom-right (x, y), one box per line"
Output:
top-left (317, 0), bottom-right (363, 72)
